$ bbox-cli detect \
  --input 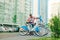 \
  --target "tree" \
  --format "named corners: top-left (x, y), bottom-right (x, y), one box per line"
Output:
top-left (13, 15), bottom-right (17, 23)
top-left (49, 16), bottom-right (60, 38)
